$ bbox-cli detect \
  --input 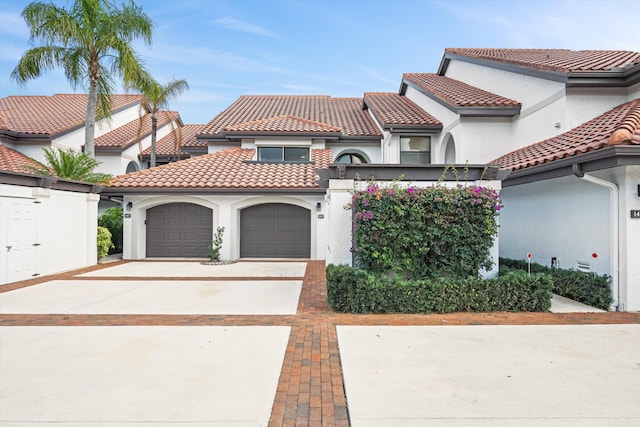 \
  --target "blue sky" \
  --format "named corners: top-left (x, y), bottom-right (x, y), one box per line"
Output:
top-left (1, 0), bottom-right (639, 125)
